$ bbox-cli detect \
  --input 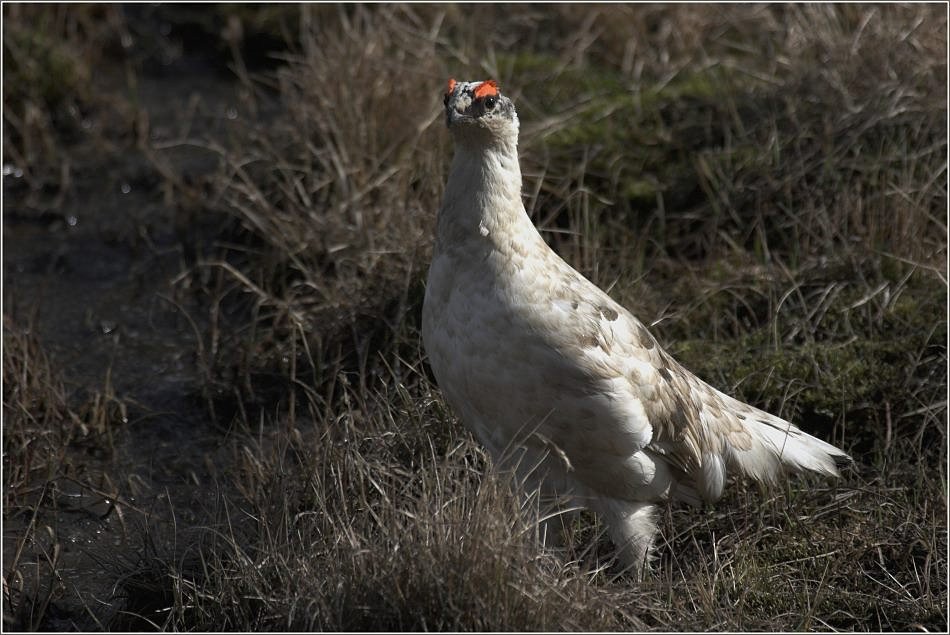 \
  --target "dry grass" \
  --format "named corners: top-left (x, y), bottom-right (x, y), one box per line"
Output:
top-left (3, 3), bottom-right (947, 631)
top-left (2, 309), bottom-right (129, 629)
top-left (3, 311), bottom-right (73, 510)
top-left (137, 366), bottom-right (645, 631)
